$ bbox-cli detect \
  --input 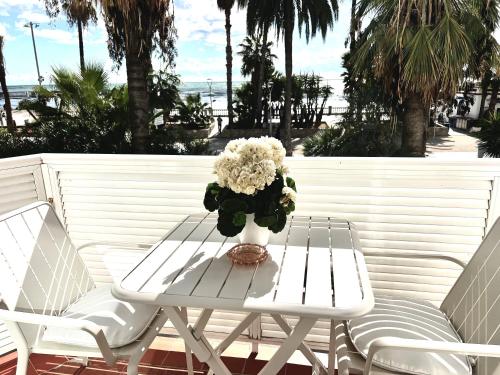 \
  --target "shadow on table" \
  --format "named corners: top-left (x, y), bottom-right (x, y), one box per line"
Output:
top-left (159, 250), bottom-right (279, 299)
